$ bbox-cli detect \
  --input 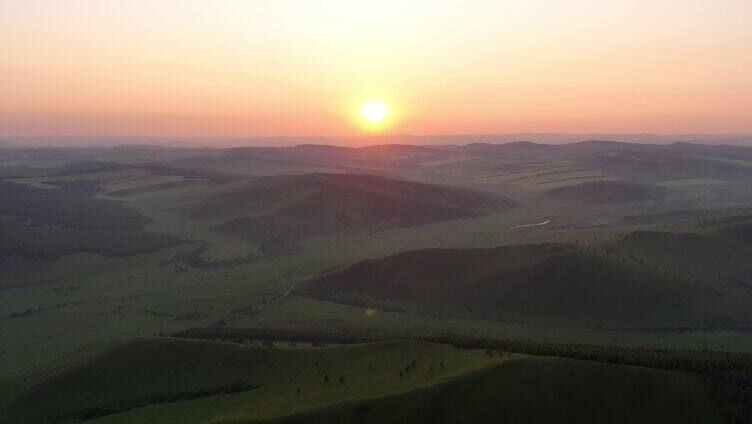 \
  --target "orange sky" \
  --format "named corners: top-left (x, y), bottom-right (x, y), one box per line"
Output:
top-left (2, 1), bottom-right (751, 137)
